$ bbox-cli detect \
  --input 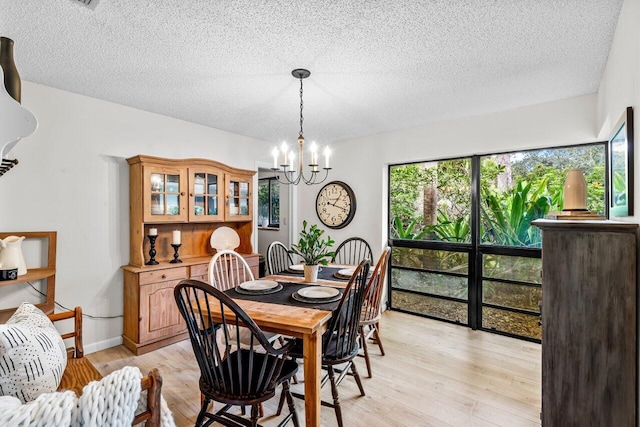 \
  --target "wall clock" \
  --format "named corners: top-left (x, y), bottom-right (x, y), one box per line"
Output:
top-left (315, 181), bottom-right (356, 229)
